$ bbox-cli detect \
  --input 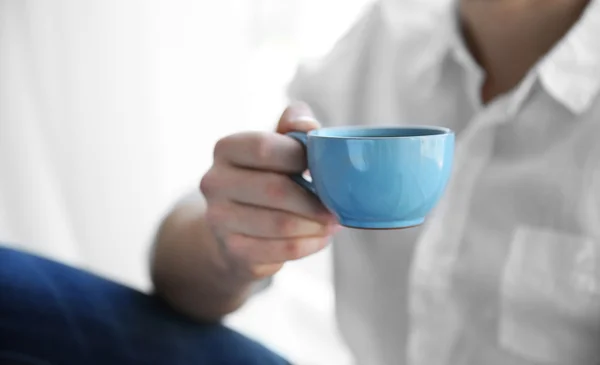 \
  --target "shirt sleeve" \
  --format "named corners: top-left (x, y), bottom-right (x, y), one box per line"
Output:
top-left (286, 2), bottom-right (384, 127)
